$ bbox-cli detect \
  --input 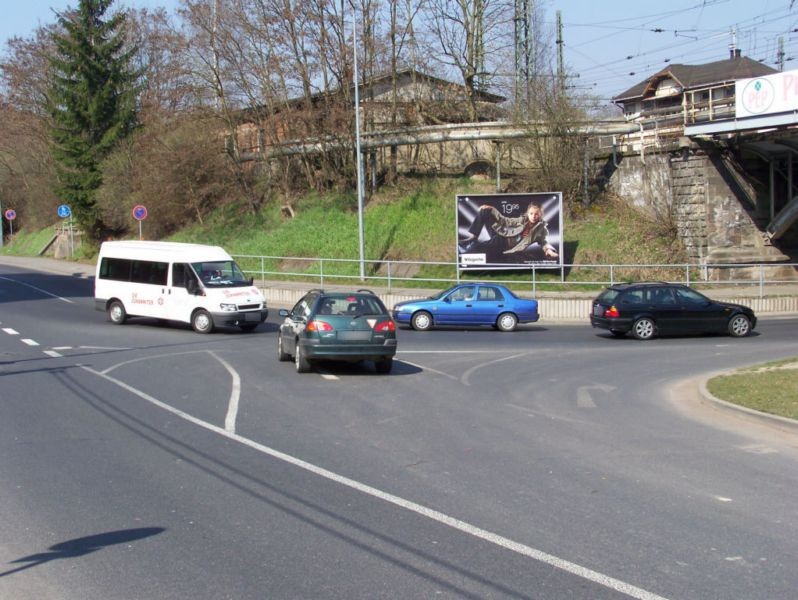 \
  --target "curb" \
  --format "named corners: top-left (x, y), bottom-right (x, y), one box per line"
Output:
top-left (697, 369), bottom-right (798, 434)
